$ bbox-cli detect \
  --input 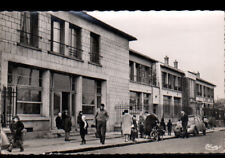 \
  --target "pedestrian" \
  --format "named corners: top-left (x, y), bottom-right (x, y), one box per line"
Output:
top-left (121, 110), bottom-right (132, 142)
top-left (180, 111), bottom-right (189, 138)
top-left (55, 112), bottom-right (62, 137)
top-left (130, 115), bottom-right (138, 142)
top-left (7, 115), bottom-right (24, 152)
top-left (95, 104), bottom-right (109, 144)
top-left (121, 111), bottom-right (125, 136)
top-left (160, 118), bottom-right (166, 135)
top-left (62, 110), bottom-right (72, 141)
top-left (77, 111), bottom-right (88, 145)
top-left (138, 113), bottom-right (145, 138)
top-left (167, 119), bottom-right (172, 136)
